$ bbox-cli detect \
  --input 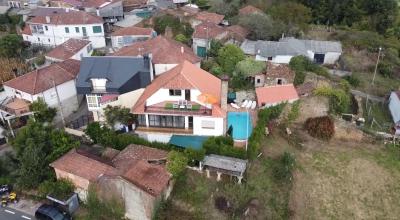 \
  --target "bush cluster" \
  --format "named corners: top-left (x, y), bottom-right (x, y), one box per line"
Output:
top-left (247, 104), bottom-right (285, 159)
top-left (304, 116), bottom-right (335, 140)
top-left (314, 86), bottom-right (350, 114)
top-left (203, 136), bottom-right (246, 159)
top-left (342, 75), bottom-right (360, 87)
top-left (289, 55), bottom-right (330, 82)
